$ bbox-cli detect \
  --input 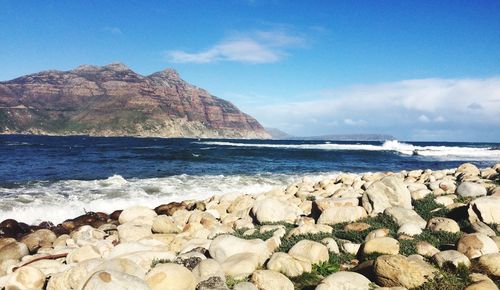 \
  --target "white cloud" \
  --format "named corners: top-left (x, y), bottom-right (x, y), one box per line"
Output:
top-left (418, 115), bottom-right (430, 122)
top-left (250, 77), bottom-right (500, 139)
top-left (104, 27), bottom-right (123, 35)
top-left (344, 118), bottom-right (366, 125)
top-left (165, 30), bottom-right (304, 64)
